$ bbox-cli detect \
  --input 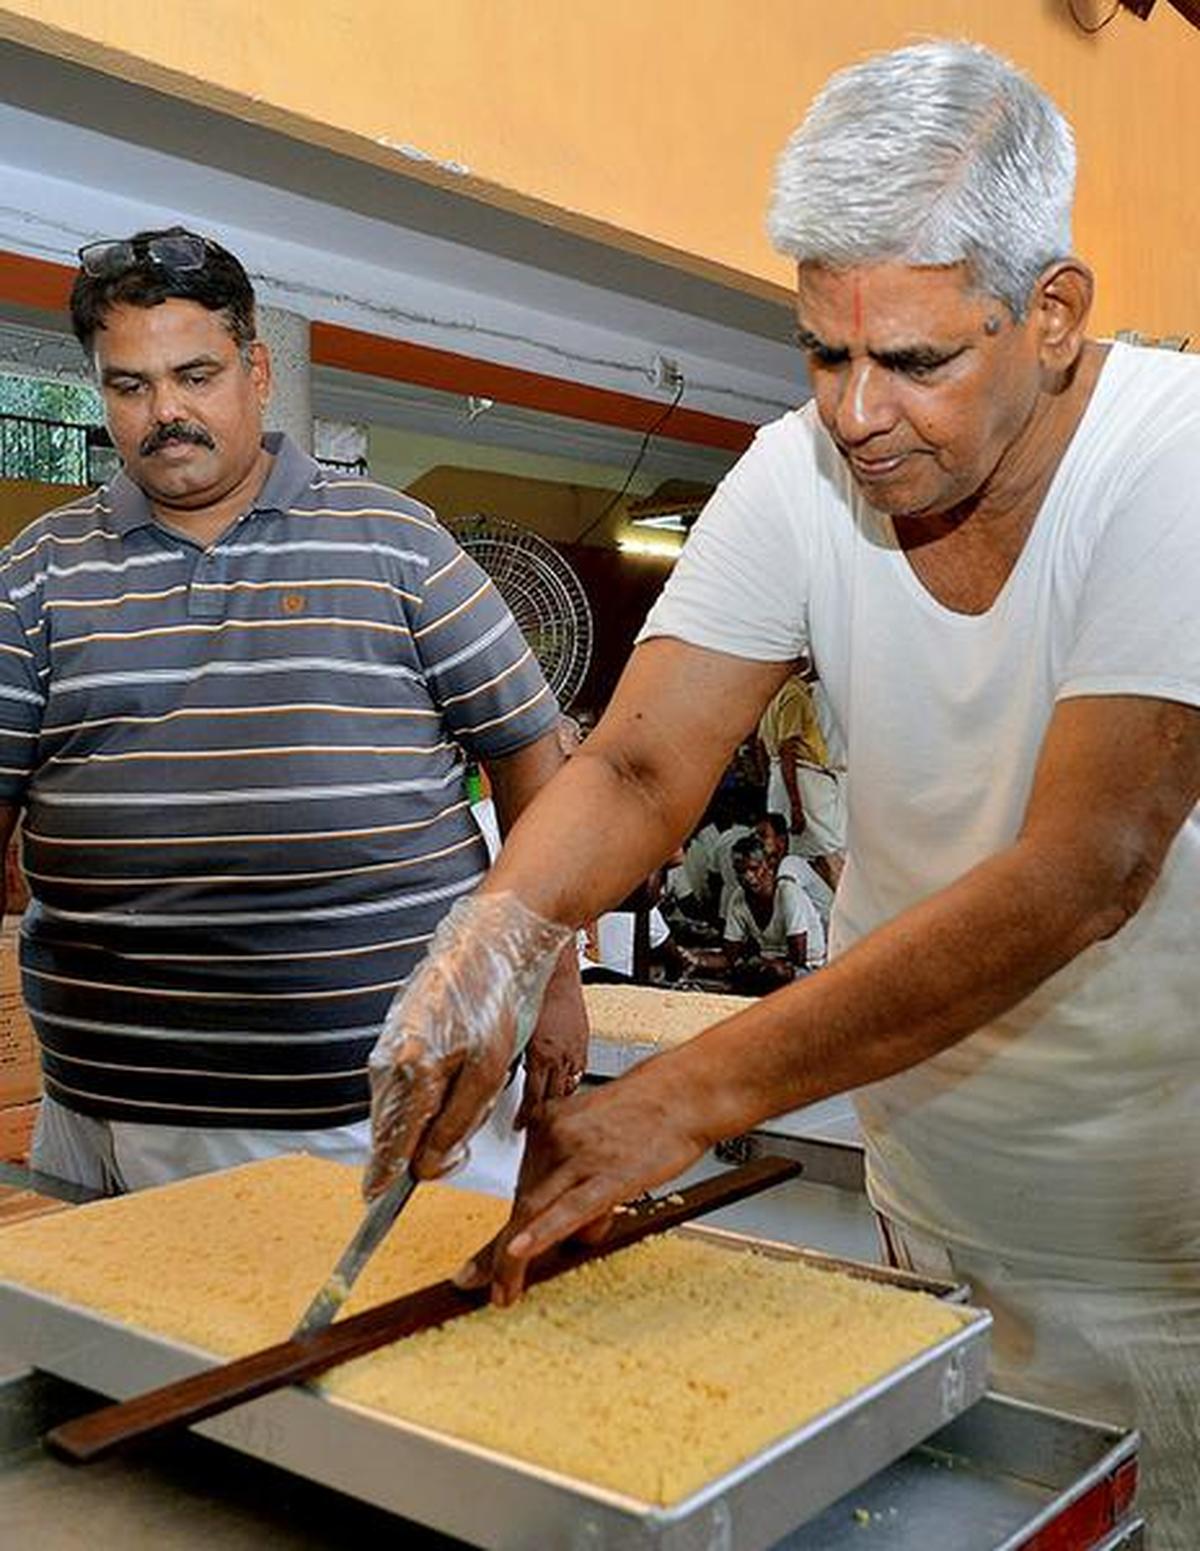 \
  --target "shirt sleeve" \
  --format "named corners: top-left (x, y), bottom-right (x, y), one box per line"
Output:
top-left (637, 412), bottom-right (816, 663)
top-left (1059, 422), bottom-right (1200, 710)
top-left (778, 681), bottom-right (818, 747)
top-left (413, 526), bottom-right (560, 758)
top-left (723, 891), bottom-right (750, 944)
top-left (778, 877), bottom-right (826, 963)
